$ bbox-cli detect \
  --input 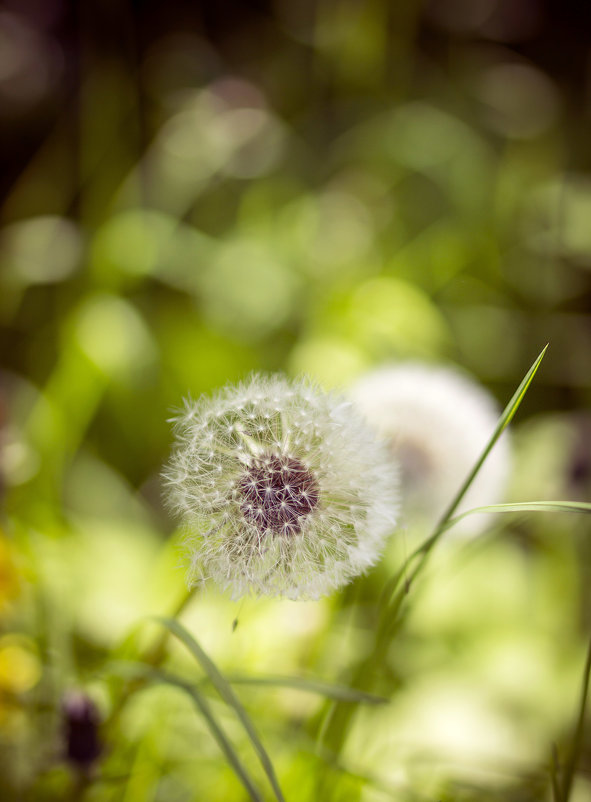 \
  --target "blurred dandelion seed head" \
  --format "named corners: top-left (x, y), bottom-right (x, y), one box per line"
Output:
top-left (164, 374), bottom-right (399, 599)
top-left (350, 363), bottom-right (511, 535)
